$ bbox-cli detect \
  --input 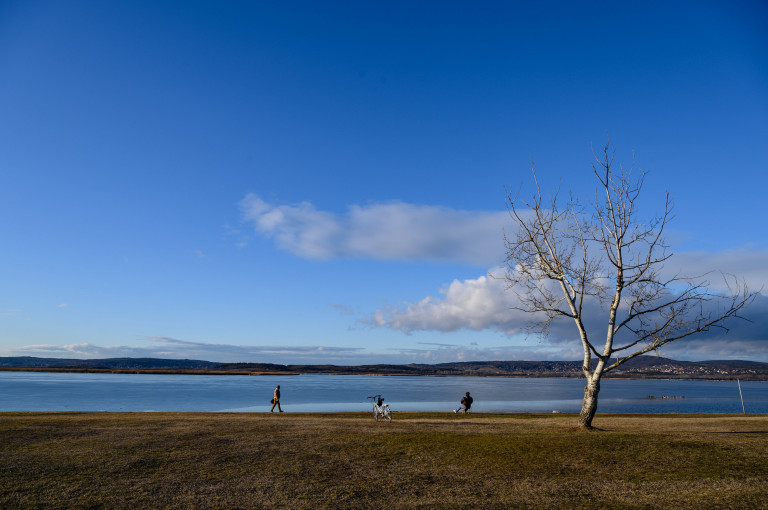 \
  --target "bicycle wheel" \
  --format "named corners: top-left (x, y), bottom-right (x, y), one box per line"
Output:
top-left (383, 407), bottom-right (392, 422)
